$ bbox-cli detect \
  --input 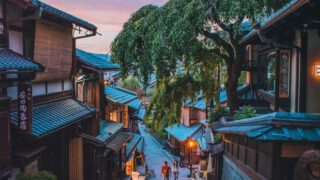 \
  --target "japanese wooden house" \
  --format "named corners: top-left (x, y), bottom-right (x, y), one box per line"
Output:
top-left (214, 0), bottom-right (320, 179)
top-left (104, 85), bottom-right (144, 132)
top-left (0, 0), bottom-right (99, 179)
top-left (75, 48), bottom-right (144, 180)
